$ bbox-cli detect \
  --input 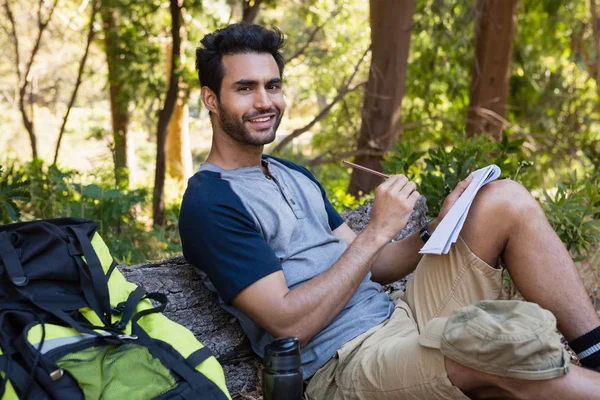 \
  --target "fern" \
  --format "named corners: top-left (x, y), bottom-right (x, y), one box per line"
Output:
top-left (0, 165), bottom-right (31, 223)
